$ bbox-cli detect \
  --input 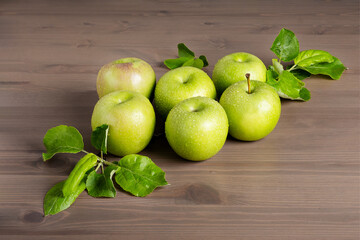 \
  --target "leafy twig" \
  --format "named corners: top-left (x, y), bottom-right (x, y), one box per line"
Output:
top-left (42, 125), bottom-right (168, 216)
top-left (164, 43), bottom-right (209, 70)
top-left (266, 28), bottom-right (346, 101)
